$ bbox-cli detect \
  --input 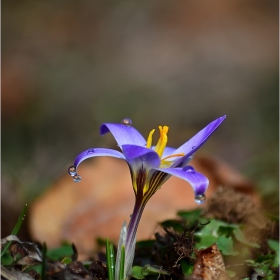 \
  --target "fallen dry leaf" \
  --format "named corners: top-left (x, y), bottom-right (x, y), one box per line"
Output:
top-left (191, 244), bottom-right (230, 280)
top-left (29, 155), bottom-right (258, 257)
